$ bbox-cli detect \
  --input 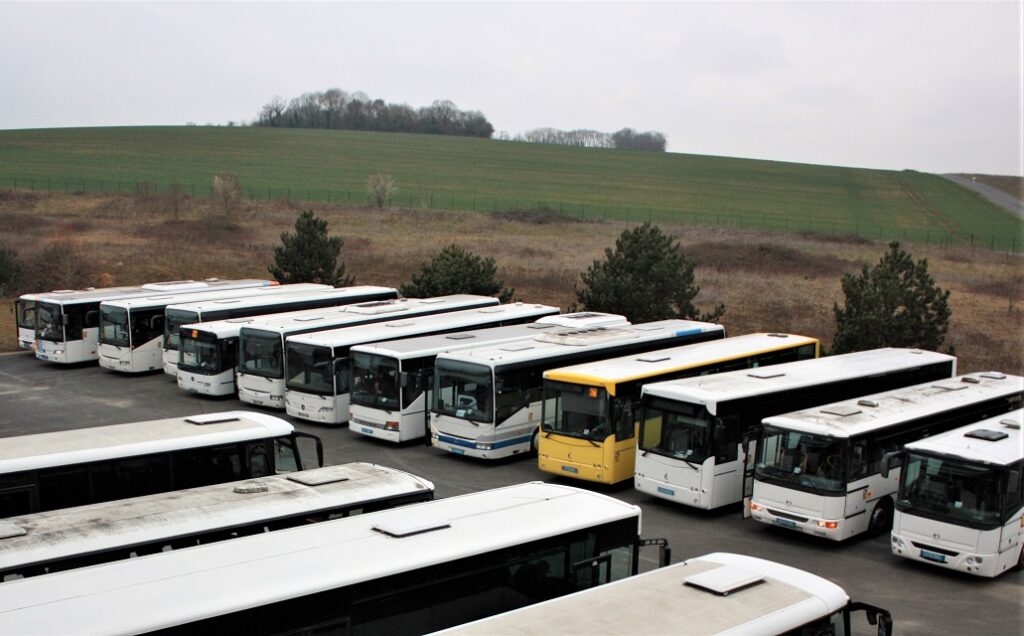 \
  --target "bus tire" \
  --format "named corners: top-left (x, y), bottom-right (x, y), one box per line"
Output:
top-left (868, 498), bottom-right (893, 536)
top-left (1016, 545), bottom-right (1024, 571)
top-left (530, 429), bottom-right (539, 456)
